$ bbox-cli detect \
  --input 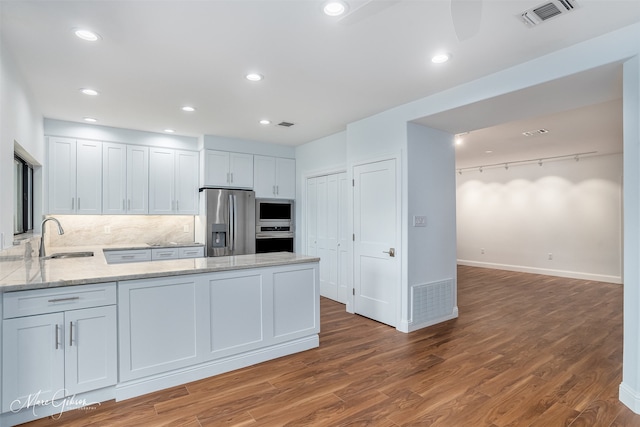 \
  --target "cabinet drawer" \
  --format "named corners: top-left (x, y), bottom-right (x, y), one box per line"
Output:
top-left (3, 283), bottom-right (116, 319)
top-left (152, 248), bottom-right (179, 260)
top-left (104, 249), bottom-right (151, 264)
top-left (178, 246), bottom-right (204, 258)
